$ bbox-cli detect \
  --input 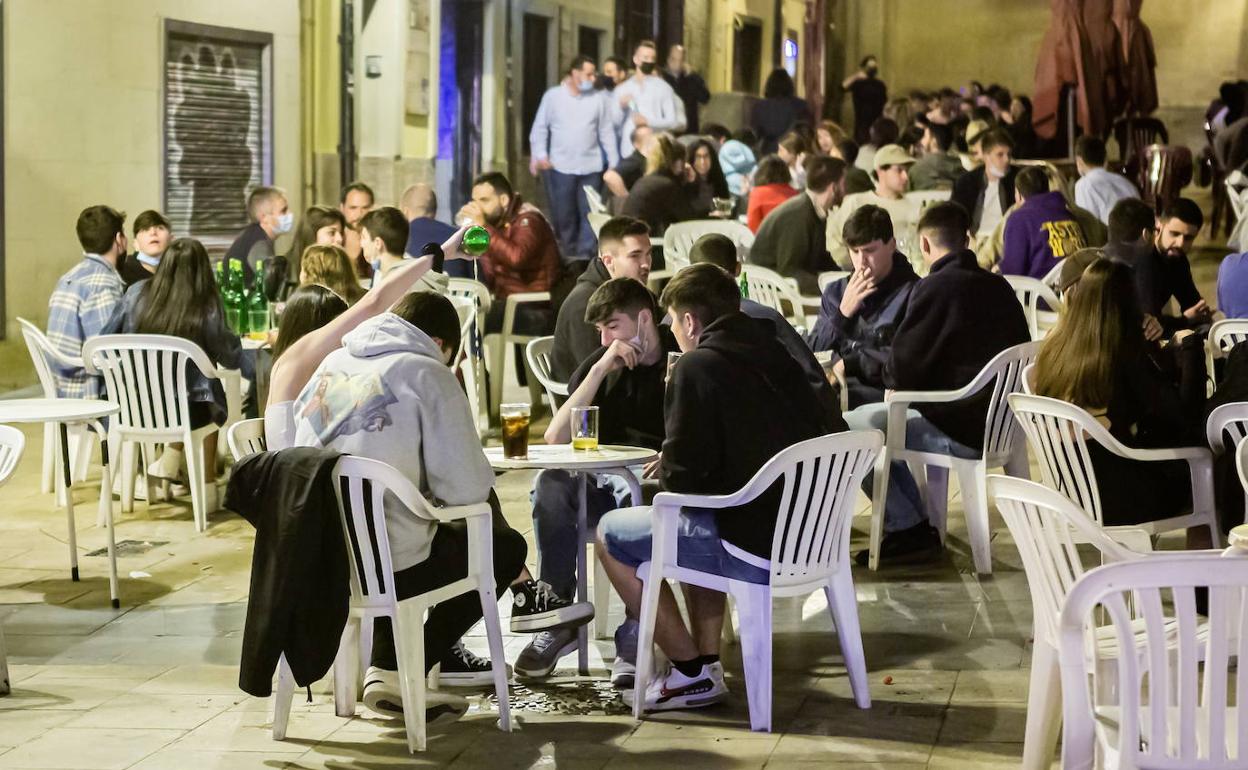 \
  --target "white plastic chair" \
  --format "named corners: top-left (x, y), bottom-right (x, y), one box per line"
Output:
top-left (226, 418), bottom-right (267, 461)
top-left (0, 424), bottom-right (25, 696)
top-left (1003, 274), bottom-right (1064, 341)
top-left (1228, 174), bottom-right (1247, 223)
top-left (271, 455), bottom-right (511, 752)
top-left (1009, 393), bottom-right (1221, 547)
top-left (1207, 319), bottom-right (1248, 389)
top-left (83, 334), bottom-right (220, 532)
top-left (989, 475), bottom-right (1161, 770)
top-left (583, 185), bottom-right (607, 215)
top-left (1058, 552), bottom-right (1248, 769)
top-left (446, 280), bottom-right (492, 438)
top-left (663, 219), bottom-right (755, 270)
top-left (868, 341), bottom-right (1041, 574)
top-left (483, 292), bottom-right (550, 426)
top-left (741, 265), bottom-right (807, 330)
top-left (1040, 260), bottom-right (1065, 297)
top-left (524, 336), bottom-right (567, 405)
top-left (18, 317), bottom-right (95, 496)
top-left (904, 189), bottom-right (952, 210)
top-left (588, 211), bottom-right (612, 239)
top-left (633, 431), bottom-right (881, 732)
top-left (1238, 438), bottom-right (1248, 515)
top-left (817, 270), bottom-right (850, 293)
